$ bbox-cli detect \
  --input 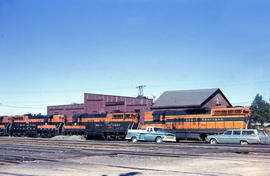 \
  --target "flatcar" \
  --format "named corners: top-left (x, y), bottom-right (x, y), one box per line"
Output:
top-left (141, 106), bottom-right (251, 140)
